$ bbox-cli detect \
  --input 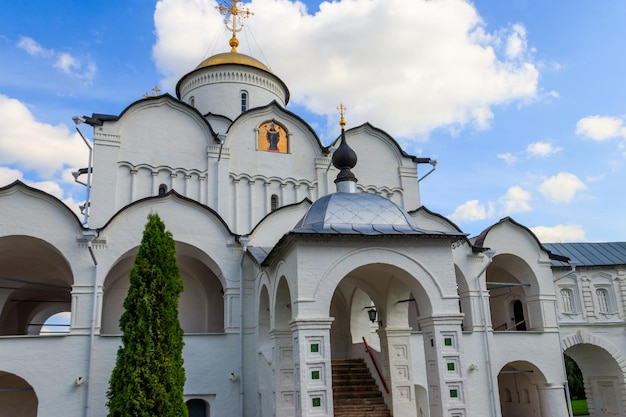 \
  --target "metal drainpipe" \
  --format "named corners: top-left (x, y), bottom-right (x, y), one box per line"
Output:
top-left (476, 249), bottom-right (498, 417)
top-left (84, 231), bottom-right (99, 417)
top-left (239, 236), bottom-right (250, 417)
